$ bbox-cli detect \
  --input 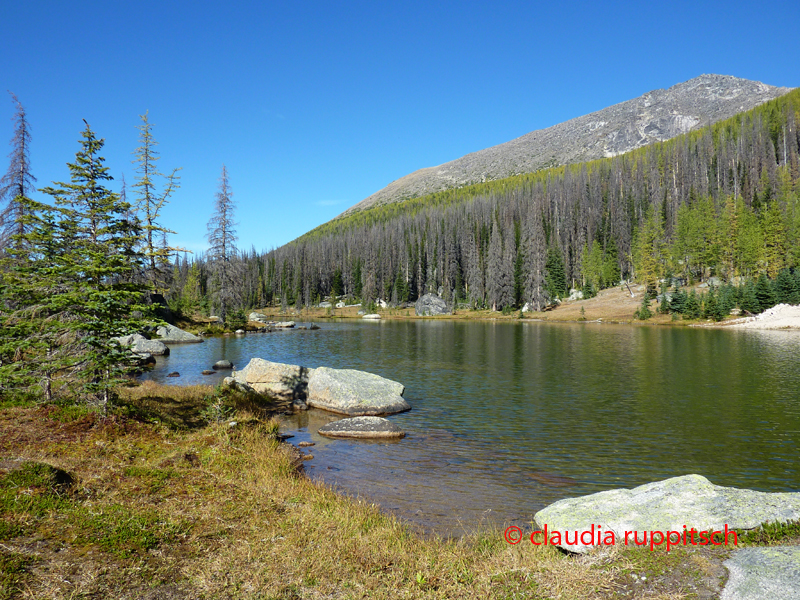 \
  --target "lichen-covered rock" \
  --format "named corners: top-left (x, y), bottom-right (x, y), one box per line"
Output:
top-left (722, 547), bottom-right (800, 600)
top-left (534, 474), bottom-right (800, 553)
top-left (307, 367), bottom-right (409, 416)
top-left (318, 416), bottom-right (405, 439)
top-left (232, 358), bottom-right (313, 400)
top-left (155, 323), bottom-right (203, 343)
top-left (414, 293), bottom-right (451, 316)
top-left (113, 333), bottom-right (170, 356)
